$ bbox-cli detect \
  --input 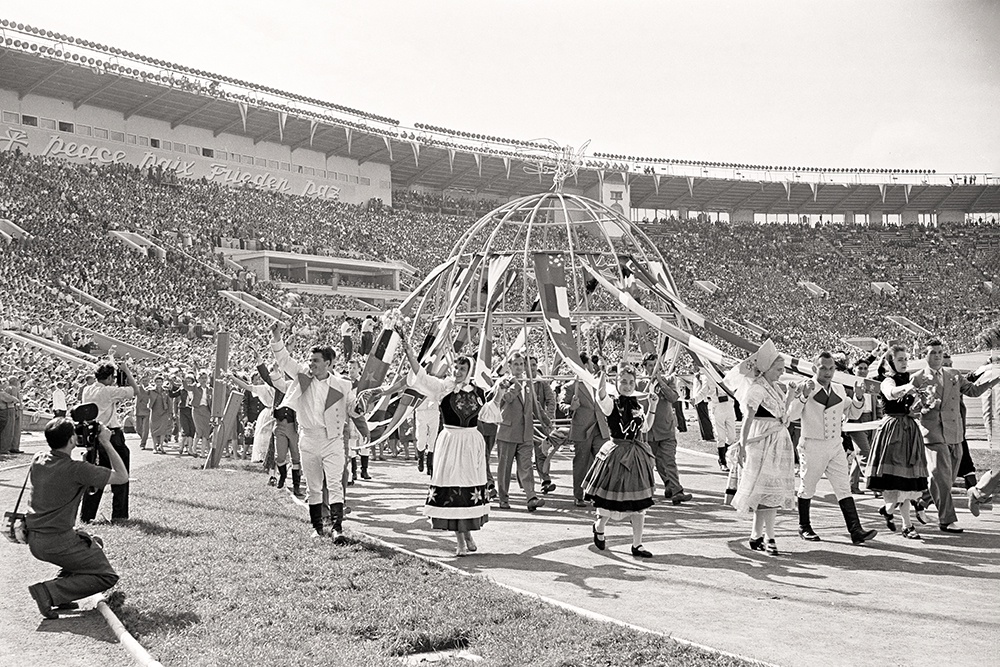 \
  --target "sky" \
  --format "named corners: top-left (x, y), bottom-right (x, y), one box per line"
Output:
top-left (6, 0), bottom-right (1000, 174)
